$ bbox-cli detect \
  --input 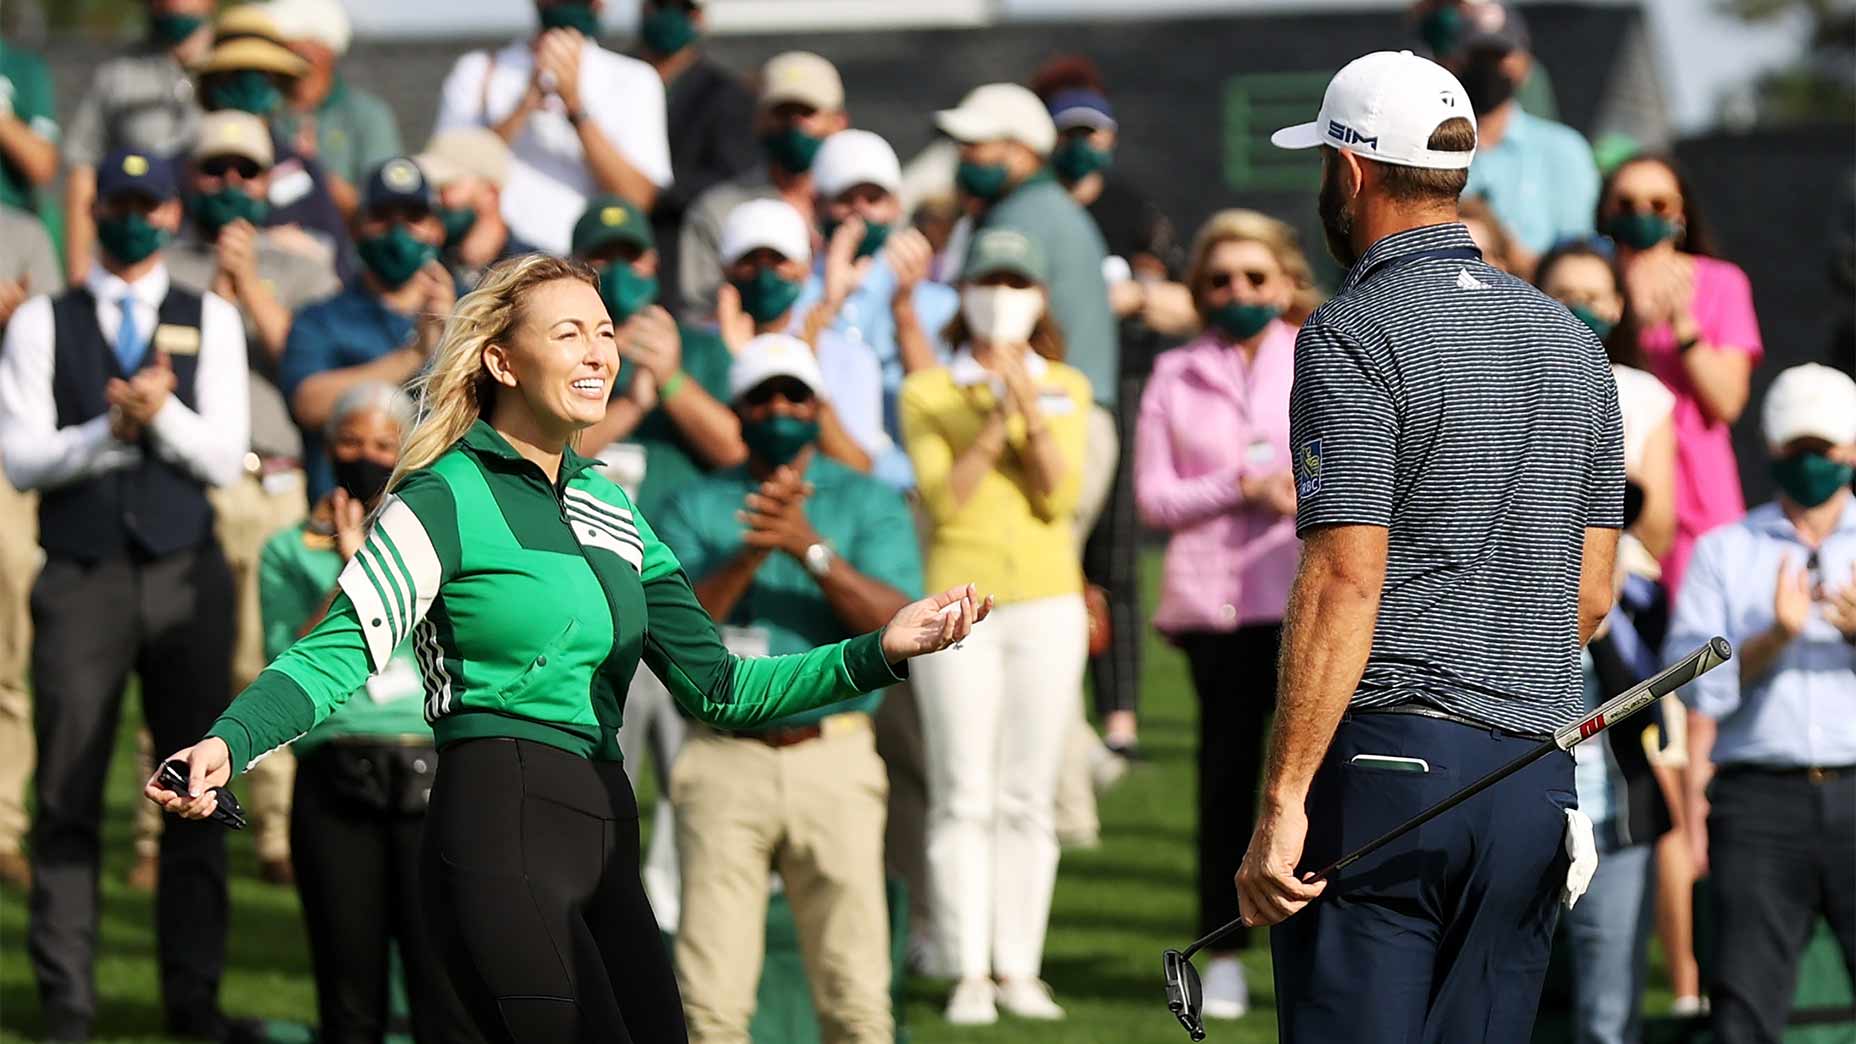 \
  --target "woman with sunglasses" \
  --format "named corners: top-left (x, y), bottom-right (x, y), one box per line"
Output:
top-left (1132, 208), bottom-right (1320, 1022)
top-left (901, 228), bottom-right (1092, 1026)
top-left (1597, 155), bottom-right (1761, 598)
top-left (146, 254), bottom-right (990, 1043)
